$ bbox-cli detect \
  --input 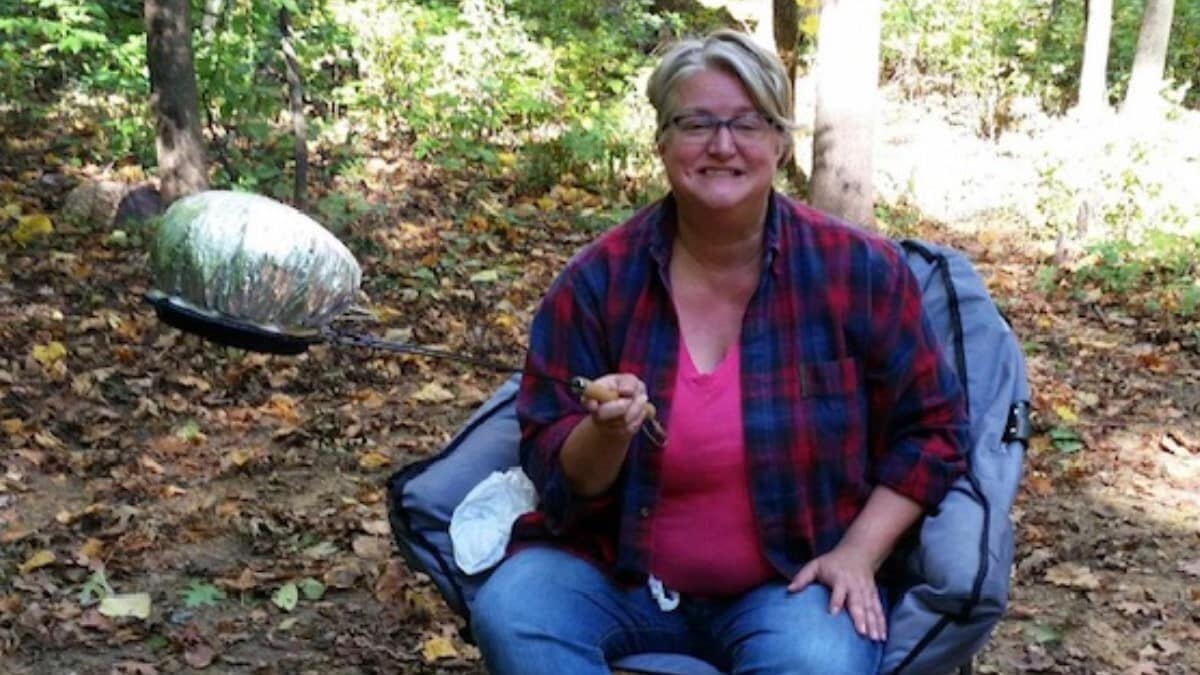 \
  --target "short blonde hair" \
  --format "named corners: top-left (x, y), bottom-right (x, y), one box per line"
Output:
top-left (646, 29), bottom-right (795, 166)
